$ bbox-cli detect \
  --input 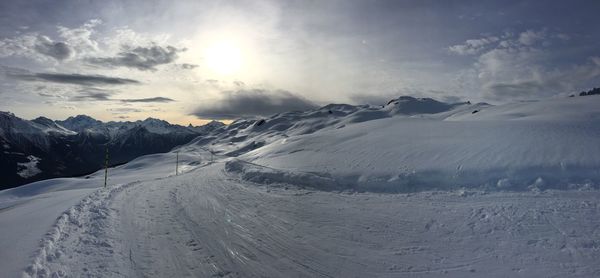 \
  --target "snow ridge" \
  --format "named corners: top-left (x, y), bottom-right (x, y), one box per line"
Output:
top-left (225, 158), bottom-right (339, 191)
